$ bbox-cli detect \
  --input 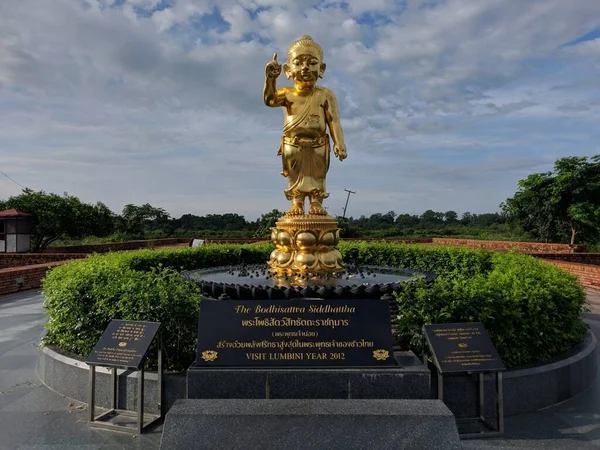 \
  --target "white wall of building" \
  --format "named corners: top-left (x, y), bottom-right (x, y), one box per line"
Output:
top-left (6, 234), bottom-right (16, 252)
top-left (16, 234), bottom-right (31, 252)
